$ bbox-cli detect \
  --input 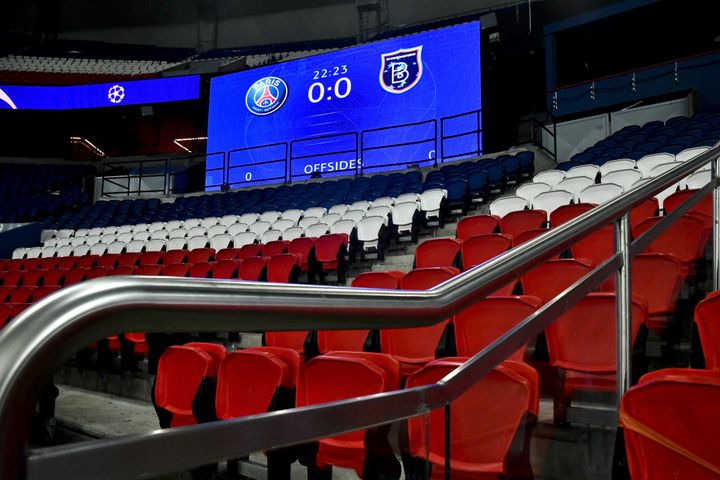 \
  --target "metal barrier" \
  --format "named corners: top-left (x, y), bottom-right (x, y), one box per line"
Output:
top-left (440, 110), bottom-right (483, 162)
top-left (227, 142), bottom-right (288, 188)
top-left (0, 145), bottom-right (718, 479)
top-left (101, 152), bottom-right (225, 197)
